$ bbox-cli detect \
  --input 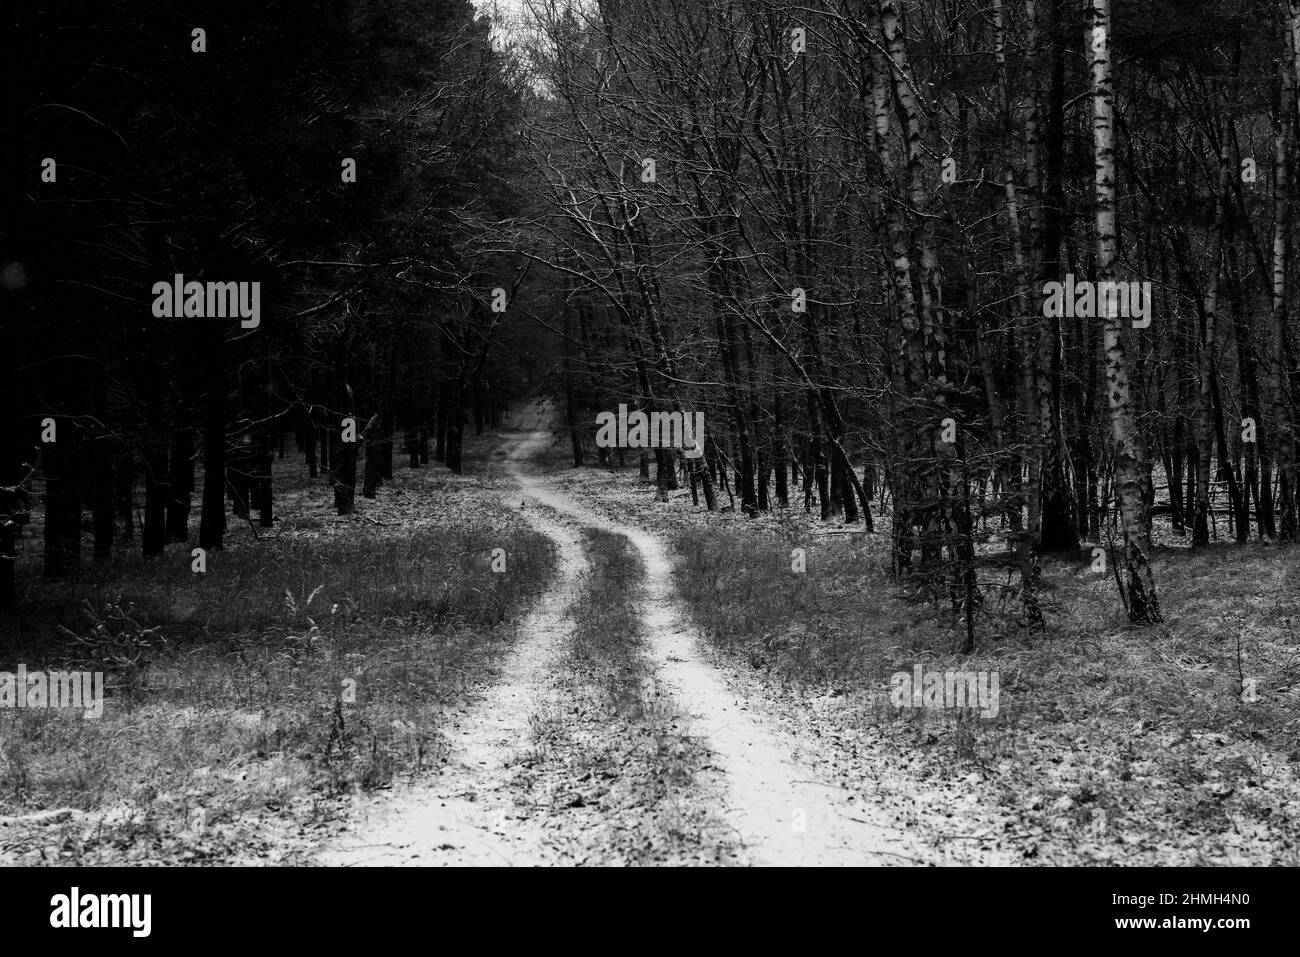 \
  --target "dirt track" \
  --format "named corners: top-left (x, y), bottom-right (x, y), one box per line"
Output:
top-left (320, 413), bottom-right (950, 866)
